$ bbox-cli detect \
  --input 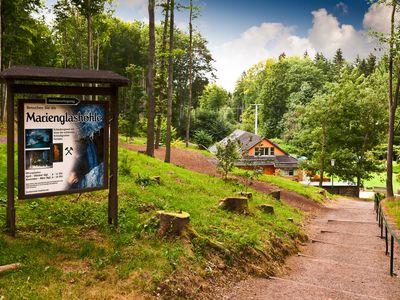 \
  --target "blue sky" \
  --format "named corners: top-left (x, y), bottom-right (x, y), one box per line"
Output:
top-left (42, 0), bottom-right (390, 90)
